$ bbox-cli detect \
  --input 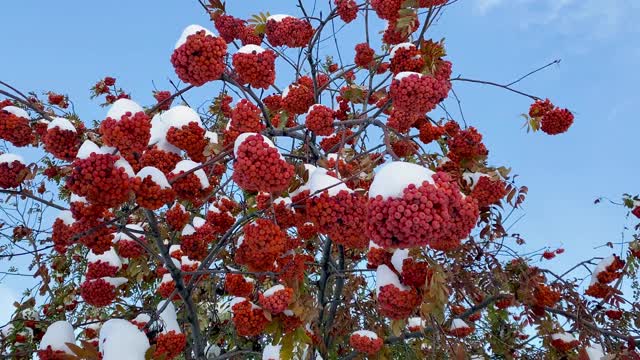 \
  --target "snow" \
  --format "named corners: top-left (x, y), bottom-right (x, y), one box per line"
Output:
top-left (101, 277), bottom-right (128, 287)
top-left (390, 249), bottom-right (409, 273)
top-left (352, 330), bottom-right (378, 339)
top-left (369, 241), bottom-right (382, 250)
top-left (160, 273), bottom-right (173, 285)
top-left (88, 248), bottom-right (122, 269)
top-left (115, 158), bottom-right (135, 177)
top-left (267, 14), bottom-right (293, 22)
top-left (2, 106), bottom-right (28, 119)
top-left (56, 210), bottom-right (75, 225)
top-left (450, 319), bottom-right (469, 330)
top-left (283, 310), bottom-right (294, 316)
top-left (369, 161), bottom-right (435, 200)
top-left (263, 344), bottom-right (281, 360)
top-left (229, 297), bottom-right (249, 309)
top-left (169, 245), bottom-right (181, 255)
top-left (99, 319), bottom-right (150, 360)
top-left (133, 314), bottom-right (150, 324)
top-left (462, 172), bottom-right (487, 190)
top-left (113, 224), bottom-right (145, 243)
top-left (585, 344), bottom-right (605, 359)
top-left (390, 42), bottom-right (415, 57)
top-left (182, 224), bottom-right (196, 236)
top-left (376, 264), bottom-right (408, 294)
top-left (106, 99), bottom-right (143, 120)
top-left (307, 168), bottom-right (350, 196)
top-left (206, 344), bottom-right (221, 358)
top-left (47, 117), bottom-right (77, 132)
top-left (70, 194), bottom-right (87, 203)
top-left (136, 167), bottom-right (170, 189)
top-left (394, 71), bottom-right (421, 81)
top-left (175, 25), bottom-right (215, 49)
top-left (77, 140), bottom-right (103, 159)
top-left (149, 113), bottom-right (181, 154)
top-left (591, 255), bottom-right (616, 285)
top-left (282, 85), bottom-right (294, 99)
top-left (181, 256), bottom-right (200, 268)
top-left (157, 301), bottom-right (181, 334)
top-left (263, 285), bottom-right (285, 297)
top-left (192, 216), bottom-right (206, 228)
top-left (39, 321), bottom-right (75, 354)
top-left (238, 44), bottom-right (265, 54)
top-left (0, 153), bottom-right (25, 165)
top-left (205, 131), bottom-right (218, 144)
top-left (551, 332), bottom-right (577, 343)
top-left (172, 160), bottom-right (210, 188)
top-left (164, 105), bottom-right (203, 128)
top-left (408, 317), bottom-right (425, 329)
